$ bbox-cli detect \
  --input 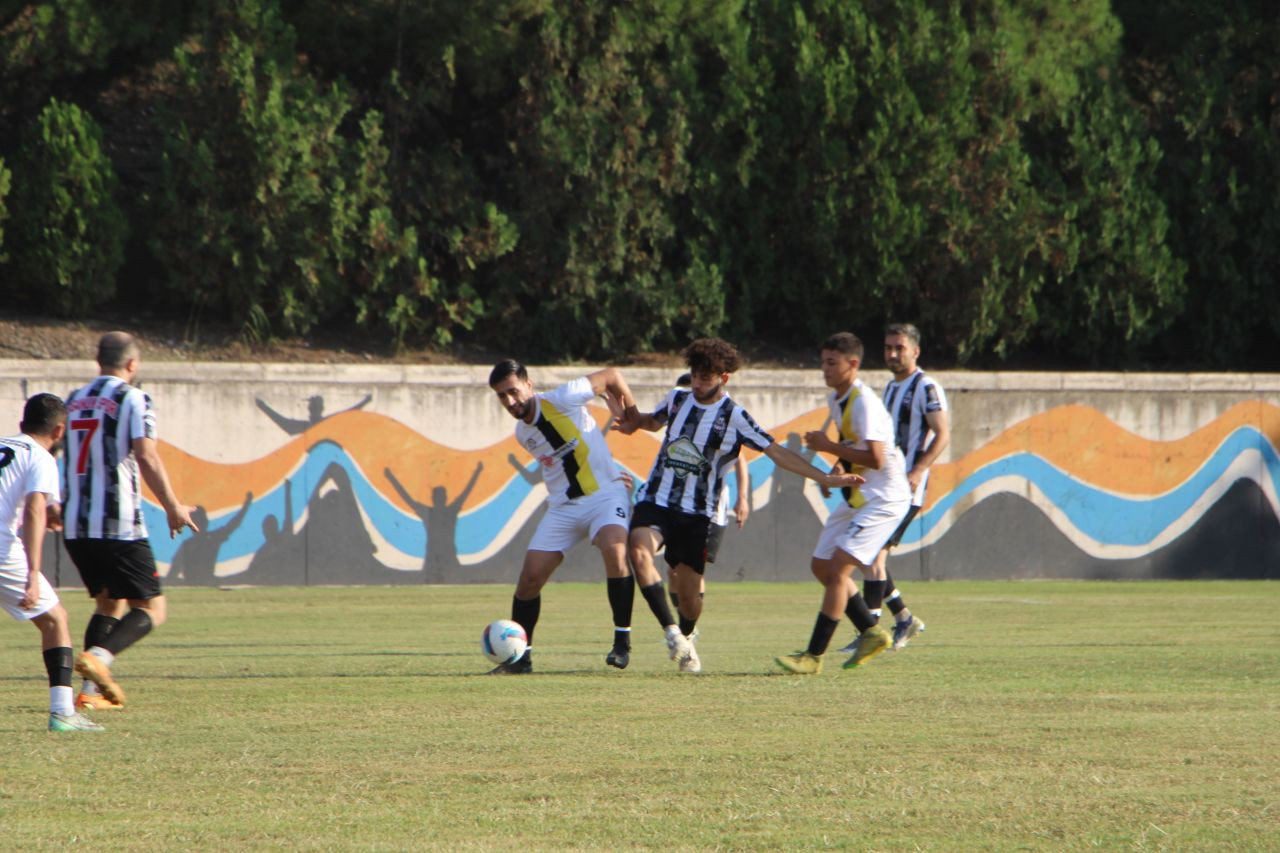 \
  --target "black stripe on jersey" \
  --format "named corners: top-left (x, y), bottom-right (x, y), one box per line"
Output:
top-left (533, 412), bottom-right (585, 499)
top-left (663, 400), bottom-right (708, 509)
top-left (837, 393), bottom-right (856, 505)
top-left (102, 381), bottom-right (133, 530)
top-left (893, 372), bottom-right (924, 460)
top-left (688, 398), bottom-right (737, 514)
top-left (67, 377), bottom-right (112, 539)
